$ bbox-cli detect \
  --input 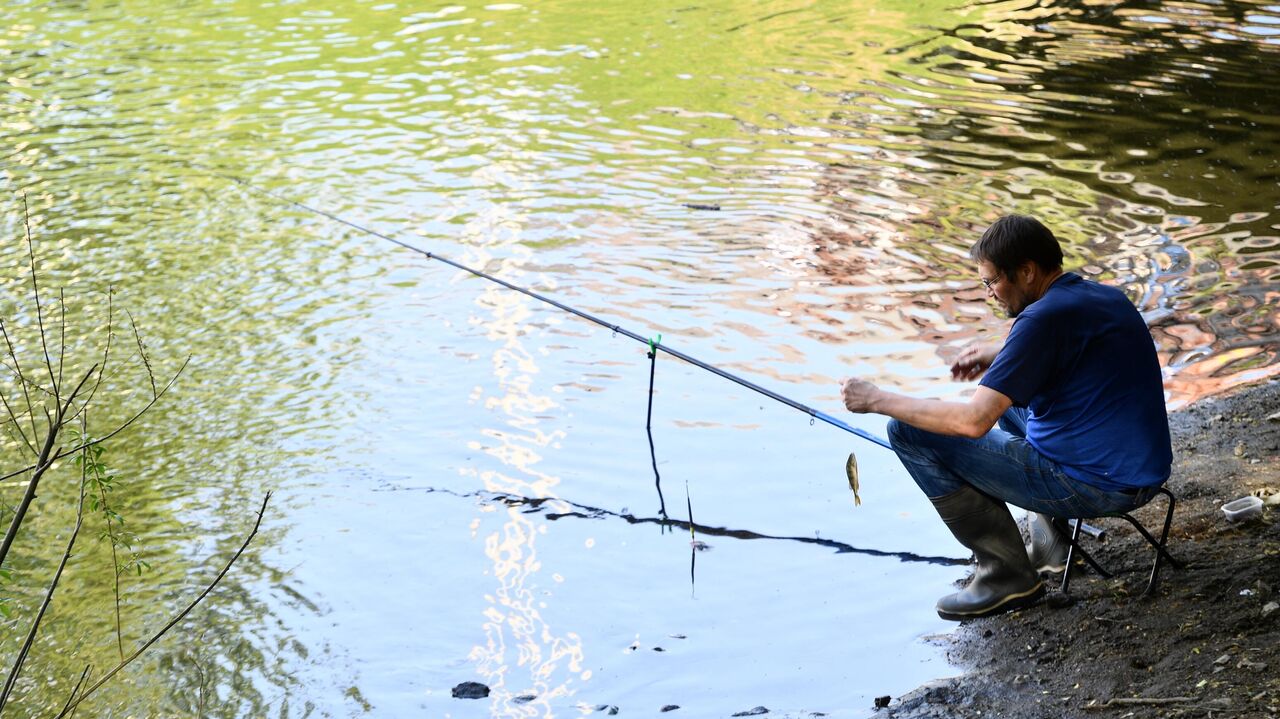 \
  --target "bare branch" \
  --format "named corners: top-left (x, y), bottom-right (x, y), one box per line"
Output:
top-left (79, 288), bottom-right (115, 411)
top-left (0, 364), bottom-right (96, 569)
top-left (58, 665), bottom-right (92, 719)
top-left (22, 192), bottom-right (58, 398)
top-left (78, 411), bottom-right (126, 662)
top-left (124, 310), bottom-right (156, 400)
top-left (1084, 696), bottom-right (1194, 710)
top-left (0, 356), bottom-right (57, 401)
top-left (0, 356), bottom-right (189, 486)
top-left (104, 487), bottom-right (125, 661)
top-left (57, 288), bottom-right (66, 395)
top-left (55, 493), bottom-right (272, 718)
top-left (0, 377), bottom-right (36, 456)
top-left (192, 646), bottom-right (208, 717)
top-left (0, 319), bottom-right (40, 442)
top-left (0, 457), bottom-right (87, 711)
